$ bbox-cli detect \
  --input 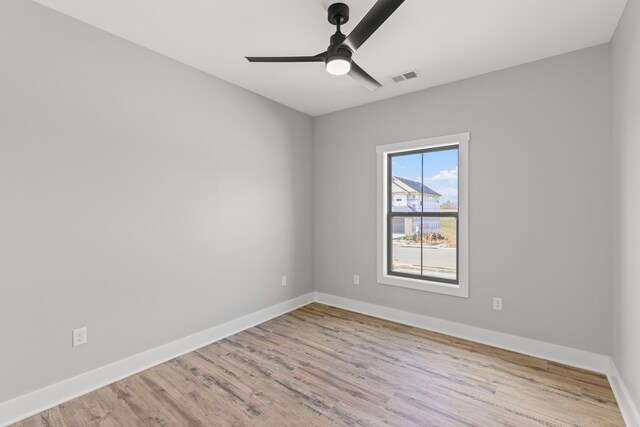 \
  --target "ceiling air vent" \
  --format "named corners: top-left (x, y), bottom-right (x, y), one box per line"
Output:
top-left (390, 70), bottom-right (419, 83)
